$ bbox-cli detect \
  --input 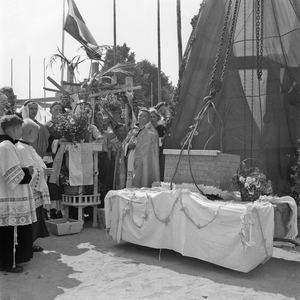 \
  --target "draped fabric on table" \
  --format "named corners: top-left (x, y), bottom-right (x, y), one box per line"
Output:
top-left (105, 188), bottom-right (275, 273)
top-left (165, 0), bottom-right (300, 195)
